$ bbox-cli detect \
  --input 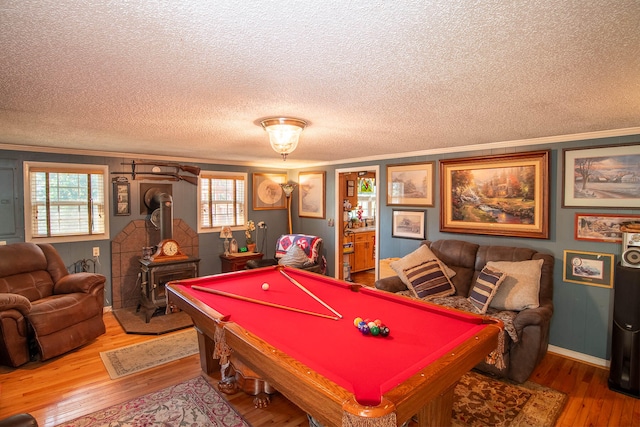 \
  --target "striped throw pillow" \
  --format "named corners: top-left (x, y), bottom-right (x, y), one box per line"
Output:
top-left (403, 259), bottom-right (455, 300)
top-left (468, 266), bottom-right (506, 314)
